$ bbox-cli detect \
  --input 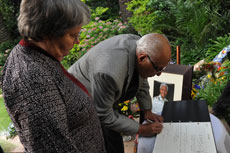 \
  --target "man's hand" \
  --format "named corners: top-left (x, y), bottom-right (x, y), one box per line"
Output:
top-left (137, 122), bottom-right (163, 136)
top-left (143, 110), bottom-right (163, 123)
